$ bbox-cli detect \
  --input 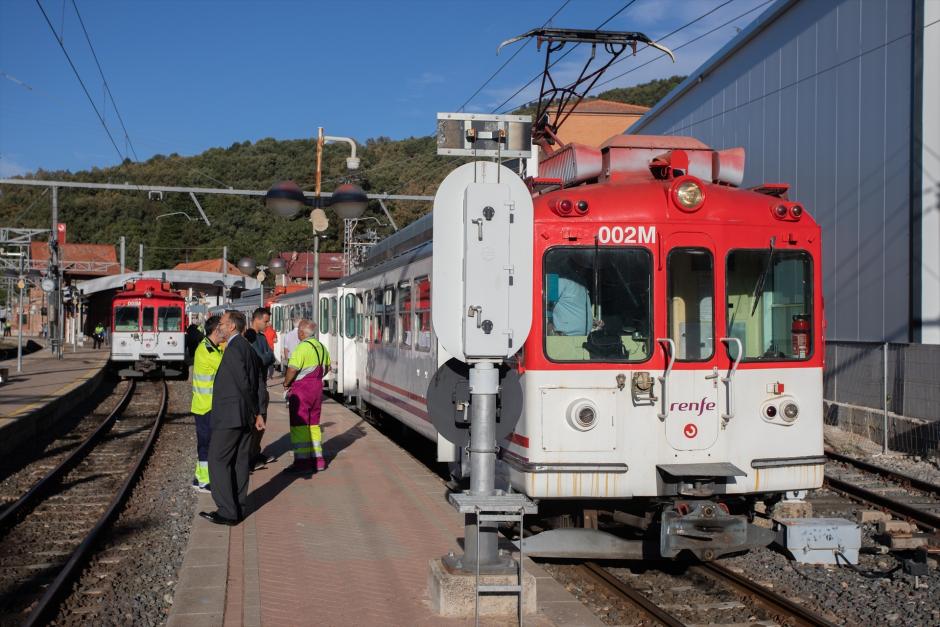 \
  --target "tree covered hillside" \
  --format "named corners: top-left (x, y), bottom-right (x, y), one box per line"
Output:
top-left (0, 76), bottom-right (683, 270)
